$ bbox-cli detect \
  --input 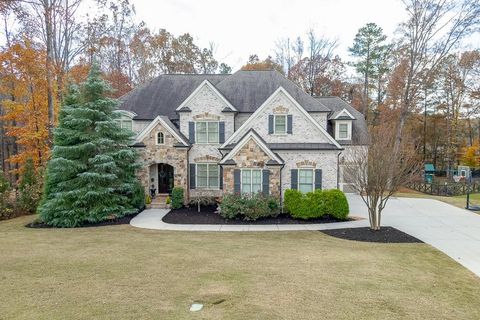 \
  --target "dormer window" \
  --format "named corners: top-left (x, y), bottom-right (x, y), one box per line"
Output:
top-left (274, 115), bottom-right (287, 134)
top-left (335, 121), bottom-right (352, 140)
top-left (156, 132), bottom-right (165, 145)
top-left (115, 114), bottom-right (133, 131)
